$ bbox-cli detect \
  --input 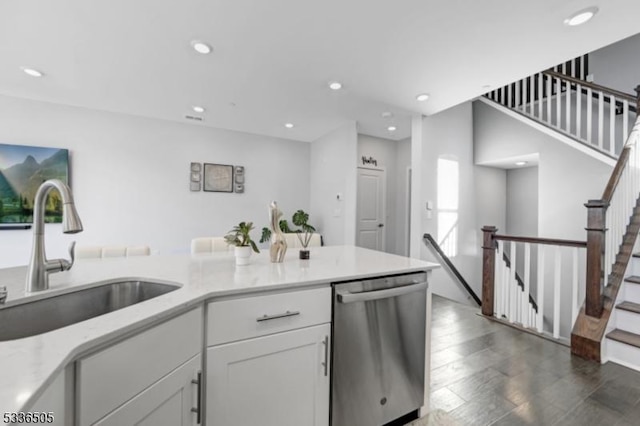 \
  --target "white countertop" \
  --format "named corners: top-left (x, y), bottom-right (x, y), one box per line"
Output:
top-left (0, 245), bottom-right (438, 416)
